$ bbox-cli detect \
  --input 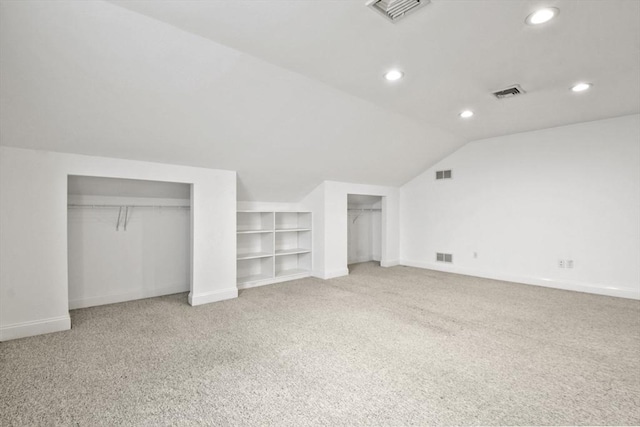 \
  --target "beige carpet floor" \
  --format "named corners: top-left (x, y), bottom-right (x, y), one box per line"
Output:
top-left (1, 262), bottom-right (639, 426)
